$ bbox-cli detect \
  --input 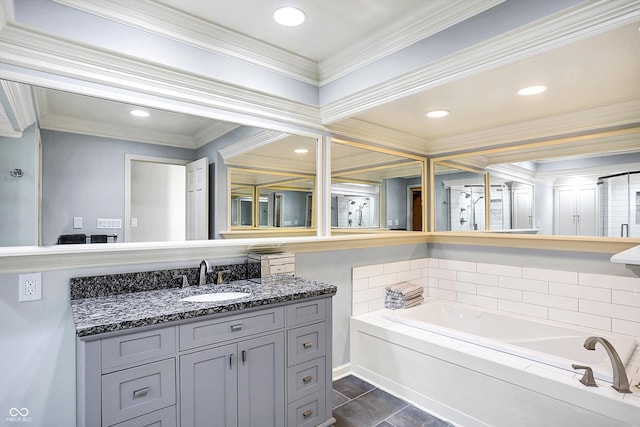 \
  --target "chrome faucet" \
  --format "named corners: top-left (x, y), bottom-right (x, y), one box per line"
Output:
top-left (583, 336), bottom-right (631, 393)
top-left (199, 259), bottom-right (212, 285)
